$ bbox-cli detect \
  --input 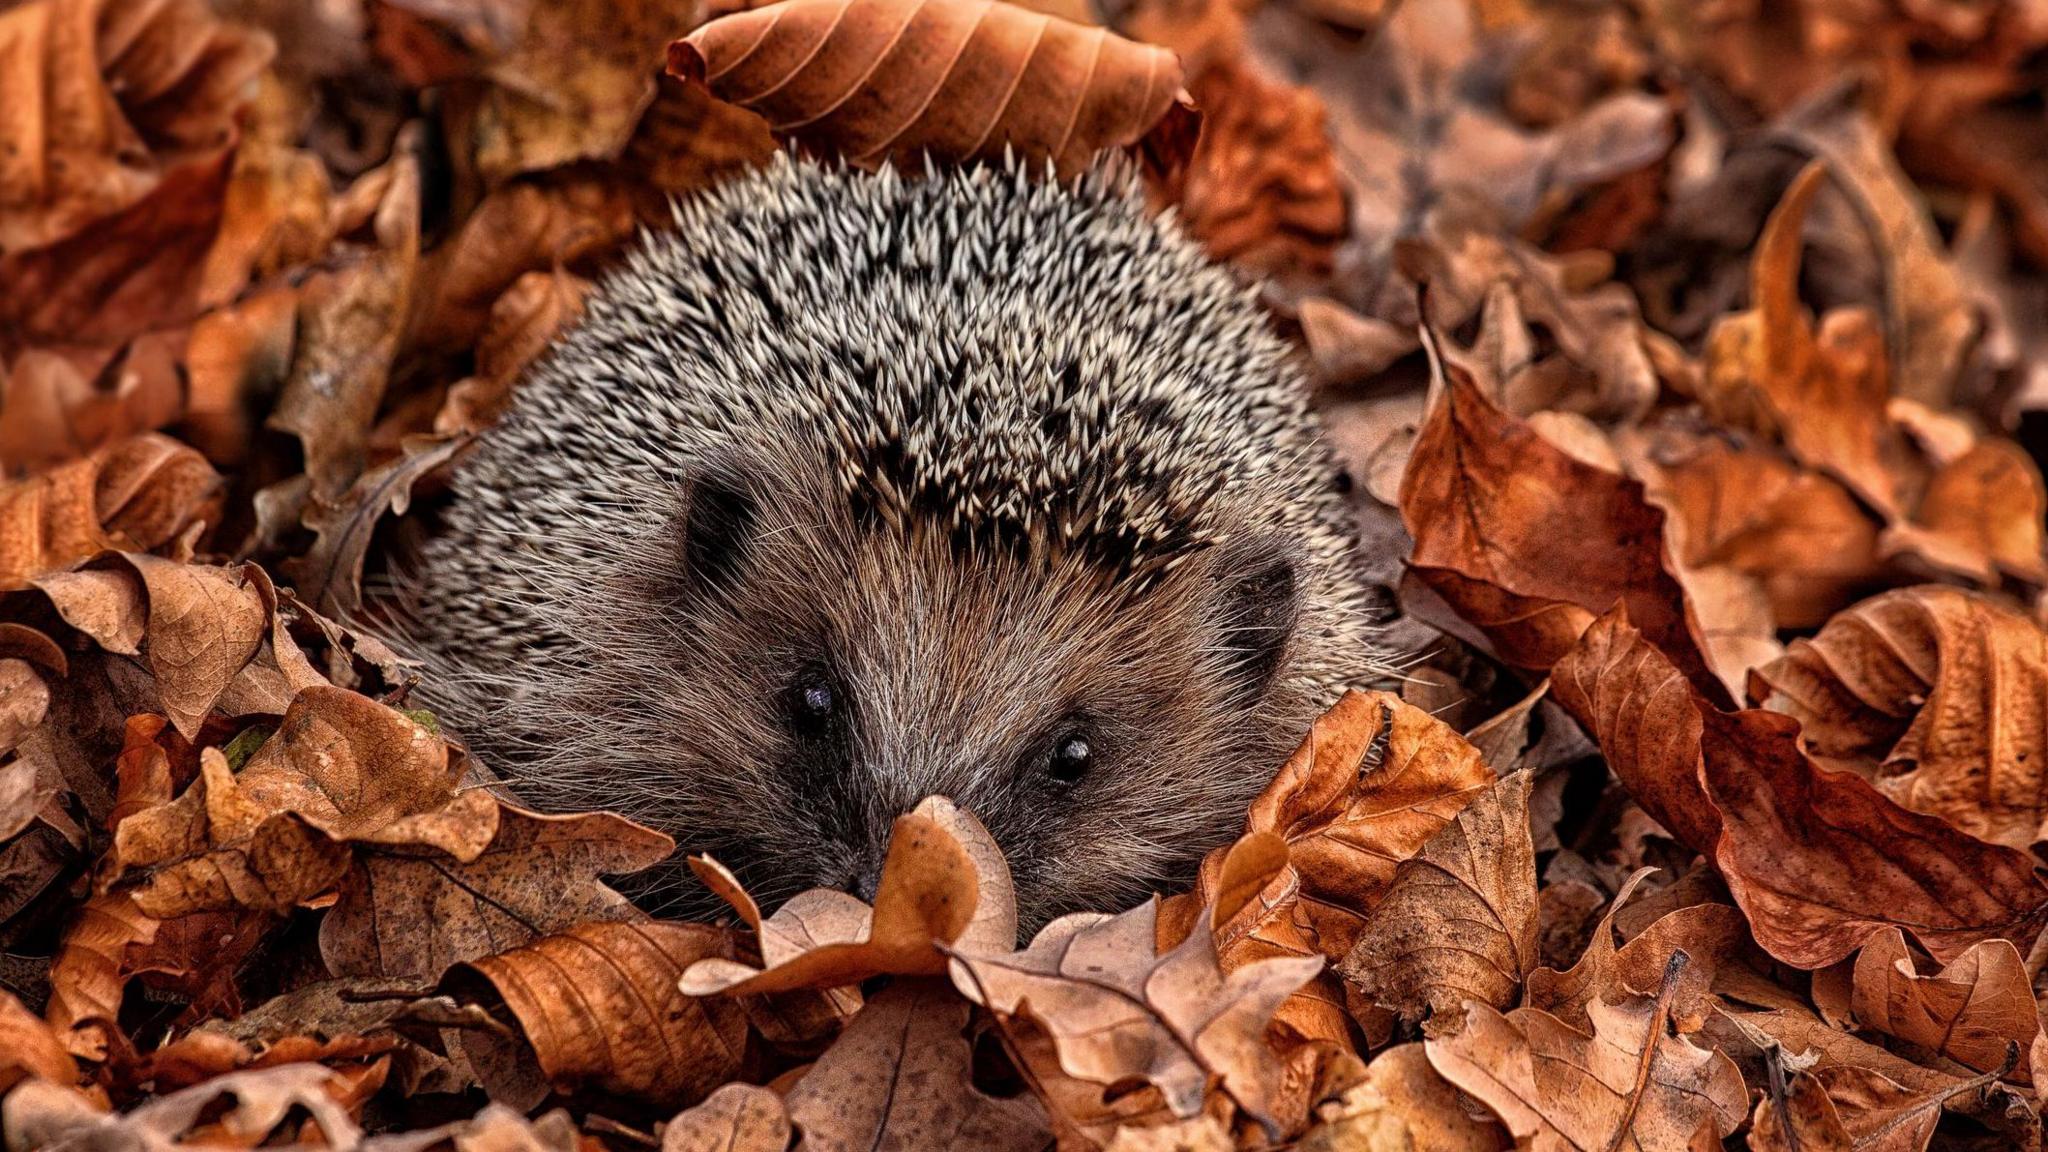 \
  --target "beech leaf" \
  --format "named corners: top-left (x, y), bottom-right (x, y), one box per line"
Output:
top-left (1554, 607), bottom-right (2048, 967)
top-left (1752, 586), bottom-right (2048, 849)
top-left (1400, 355), bottom-right (1724, 702)
top-left (669, 0), bottom-right (1195, 180)
top-left (447, 921), bottom-right (750, 1108)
